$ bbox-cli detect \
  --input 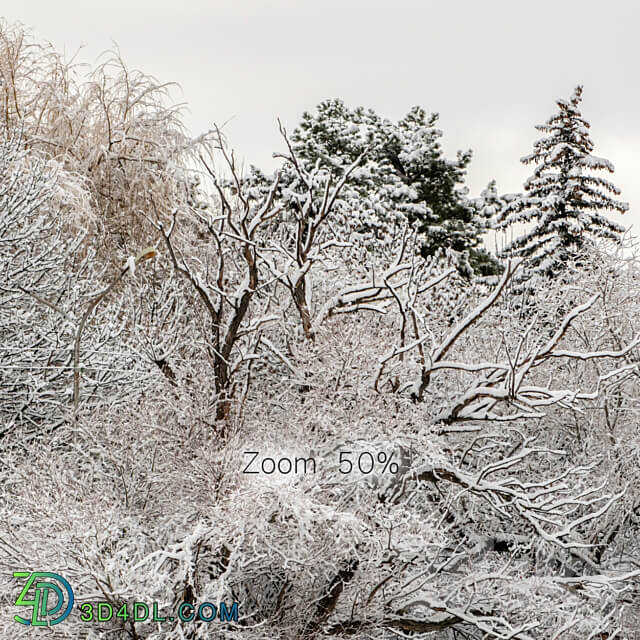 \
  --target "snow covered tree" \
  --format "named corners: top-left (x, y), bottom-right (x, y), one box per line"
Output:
top-left (247, 99), bottom-right (500, 278)
top-left (497, 86), bottom-right (628, 278)
top-left (5, 27), bottom-right (640, 640)
top-left (378, 106), bottom-right (498, 276)
top-left (0, 125), bottom-right (93, 434)
top-left (0, 20), bottom-right (210, 265)
top-left (293, 99), bottom-right (500, 276)
top-left (0, 125), bottom-right (161, 436)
